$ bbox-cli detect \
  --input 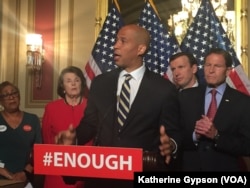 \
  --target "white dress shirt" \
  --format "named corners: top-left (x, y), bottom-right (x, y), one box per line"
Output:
top-left (117, 65), bottom-right (146, 107)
